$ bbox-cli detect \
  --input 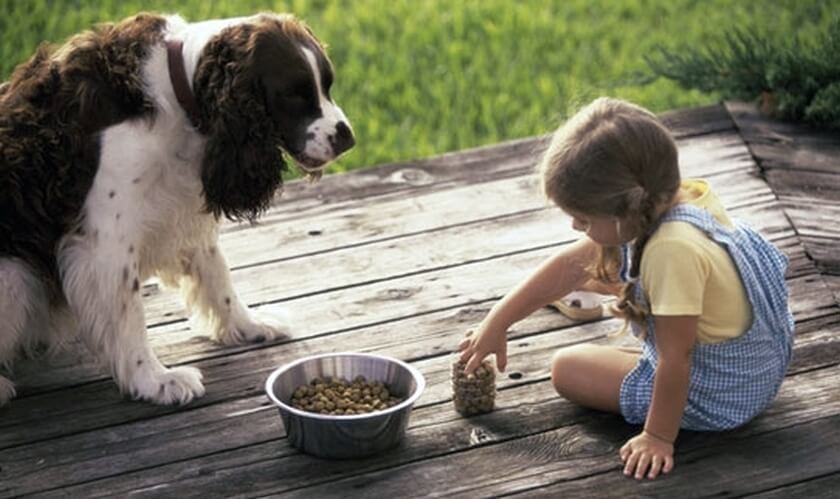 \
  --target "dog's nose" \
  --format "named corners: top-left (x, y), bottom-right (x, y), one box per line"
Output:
top-left (330, 121), bottom-right (355, 156)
